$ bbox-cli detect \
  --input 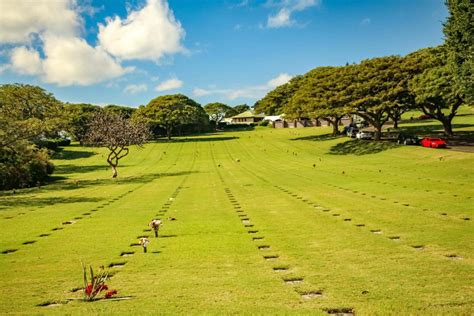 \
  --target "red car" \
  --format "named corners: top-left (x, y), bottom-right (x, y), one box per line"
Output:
top-left (420, 137), bottom-right (447, 148)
